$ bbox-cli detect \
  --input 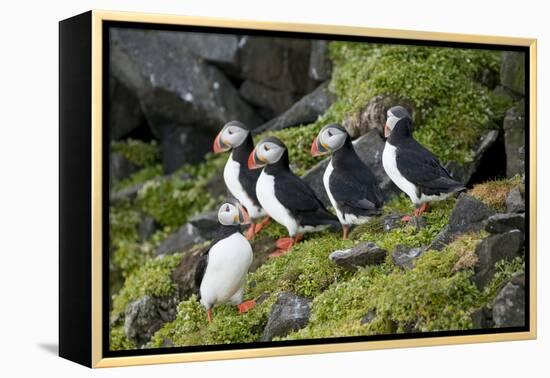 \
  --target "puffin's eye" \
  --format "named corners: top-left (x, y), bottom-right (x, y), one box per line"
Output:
top-left (225, 205), bottom-right (231, 212)
top-left (327, 130), bottom-right (333, 137)
top-left (264, 145), bottom-right (269, 151)
top-left (228, 129), bottom-right (233, 135)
